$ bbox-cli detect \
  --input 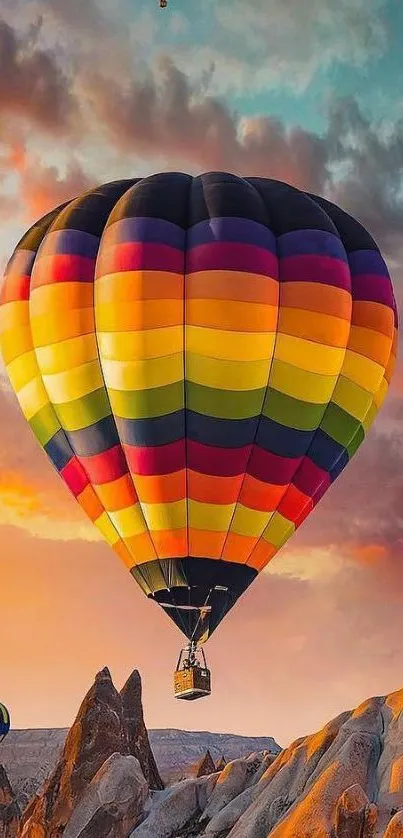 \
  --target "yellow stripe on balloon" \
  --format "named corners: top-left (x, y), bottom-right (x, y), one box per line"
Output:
top-left (332, 376), bottom-right (373, 421)
top-left (186, 353), bottom-right (271, 391)
top-left (35, 334), bottom-right (99, 374)
top-left (188, 500), bottom-right (236, 531)
top-left (7, 350), bottom-right (39, 392)
top-left (30, 309), bottom-right (95, 346)
top-left (100, 354), bottom-right (183, 390)
top-left (17, 376), bottom-right (52, 421)
top-left (41, 360), bottom-right (103, 403)
top-left (0, 328), bottom-right (33, 364)
top-left (97, 327), bottom-right (183, 361)
top-left (30, 282), bottom-right (94, 313)
top-left (270, 360), bottom-right (338, 403)
top-left (94, 512), bottom-right (121, 546)
top-left (0, 300), bottom-right (30, 331)
top-left (140, 500), bottom-right (186, 531)
top-left (186, 326), bottom-right (276, 361)
top-left (108, 504), bottom-right (148, 538)
top-left (230, 504), bottom-right (270, 538)
top-left (262, 511), bottom-right (295, 548)
top-left (341, 351), bottom-right (385, 392)
top-left (275, 334), bottom-right (346, 376)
